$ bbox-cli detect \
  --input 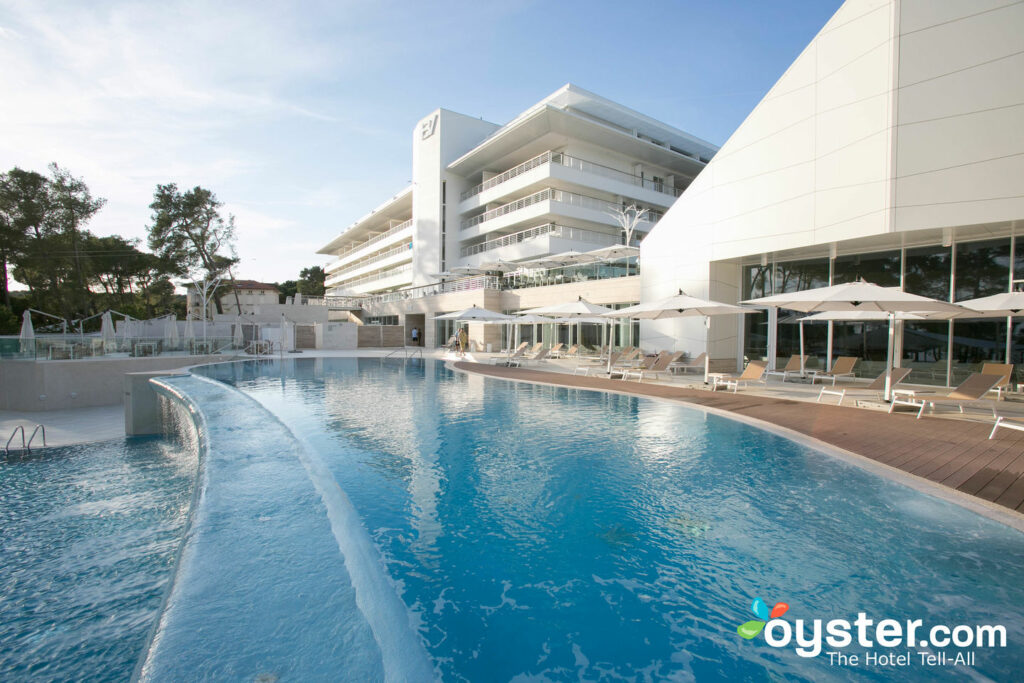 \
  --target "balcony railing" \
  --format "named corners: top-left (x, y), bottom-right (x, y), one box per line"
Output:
top-left (328, 263), bottom-right (413, 292)
top-left (367, 275), bottom-right (502, 305)
top-left (326, 241), bottom-right (413, 283)
top-left (329, 218), bottom-right (413, 262)
top-left (460, 151), bottom-right (684, 200)
top-left (460, 223), bottom-right (620, 257)
top-left (460, 188), bottom-right (663, 230)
